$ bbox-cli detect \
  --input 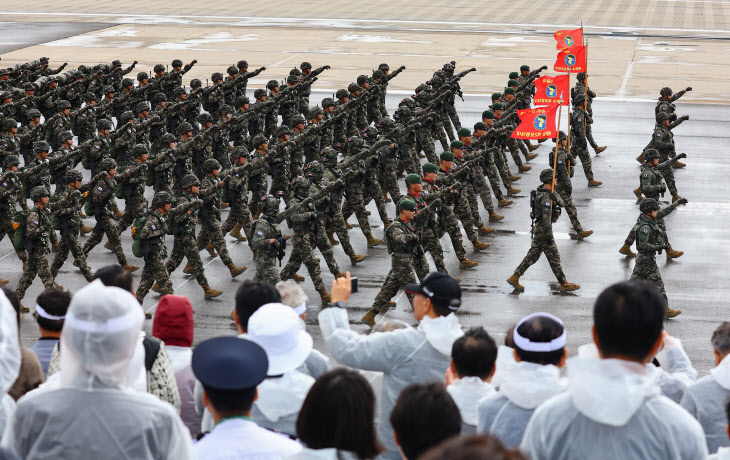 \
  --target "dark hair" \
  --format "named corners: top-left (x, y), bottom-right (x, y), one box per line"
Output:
top-left (390, 382), bottom-right (461, 460)
top-left (35, 288), bottom-right (71, 332)
top-left (504, 326), bottom-right (515, 348)
top-left (593, 281), bottom-right (665, 362)
top-left (234, 280), bottom-right (281, 332)
top-left (93, 265), bottom-right (133, 293)
top-left (420, 434), bottom-right (528, 460)
top-left (514, 316), bottom-right (565, 365)
top-left (203, 385), bottom-right (257, 415)
top-left (2, 287), bottom-right (20, 329)
top-left (296, 369), bottom-right (381, 459)
top-left (452, 327), bottom-right (497, 379)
